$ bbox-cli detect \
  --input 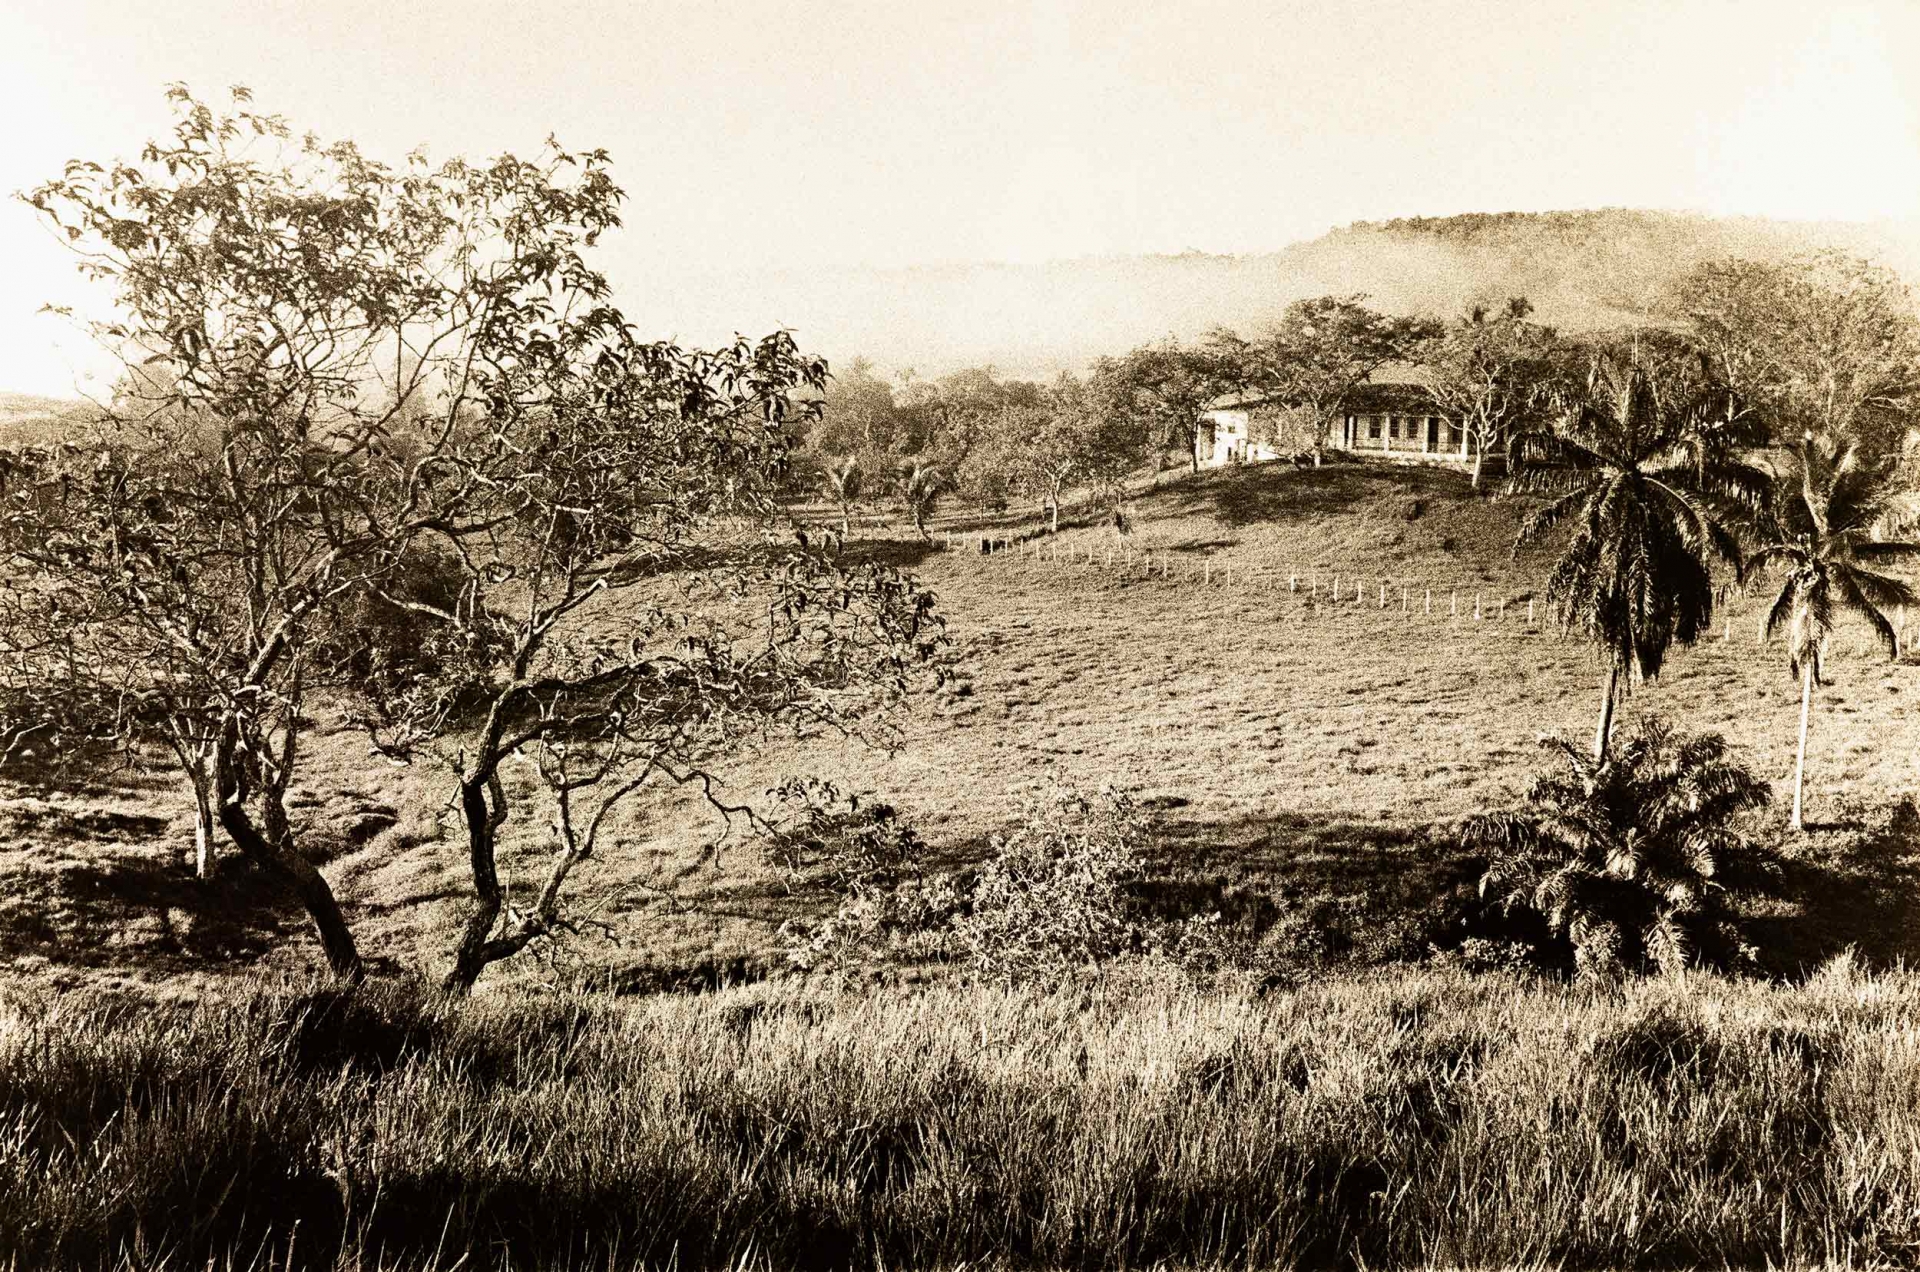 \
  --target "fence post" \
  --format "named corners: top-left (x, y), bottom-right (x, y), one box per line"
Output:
top-left (1528, 598), bottom-right (1535, 625)
top-left (1290, 573), bottom-right (1298, 593)
top-left (1425, 587), bottom-right (1431, 615)
top-left (1379, 581), bottom-right (1387, 609)
top-left (1402, 585), bottom-right (1409, 613)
